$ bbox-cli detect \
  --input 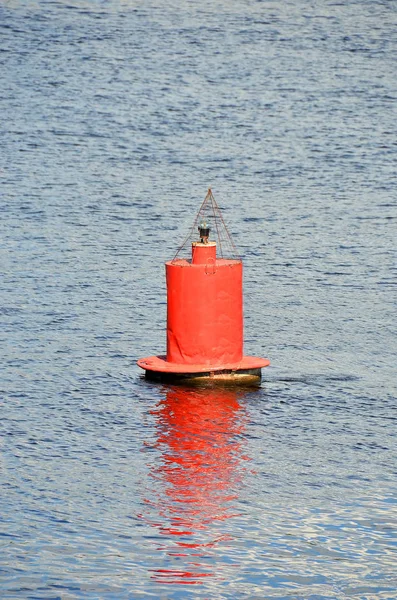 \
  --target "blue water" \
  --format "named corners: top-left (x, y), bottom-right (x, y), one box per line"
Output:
top-left (1, 1), bottom-right (396, 598)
